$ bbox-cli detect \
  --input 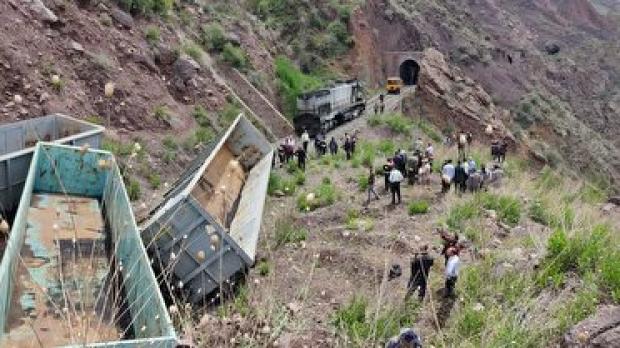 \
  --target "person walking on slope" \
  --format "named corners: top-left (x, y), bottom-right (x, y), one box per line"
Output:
top-left (365, 166), bottom-right (380, 205)
top-left (389, 166), bottom-right (404, 205)
top-left (406, 245), bottom-right (434, 301)
top-left (344, 133), bottom-right (352, 160)
top-left (454, 161), bottom-right (468, 194)
top-left (329, 136), bottom-right (338, 155)
top-left (301, 128), bottom-right (310, 153)
top-left (441, 160), bottom-right (455, 193)
top-left (295, 146), bottom-right (306, 171)
top-left (444, 247), bottom-right (460, 298)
